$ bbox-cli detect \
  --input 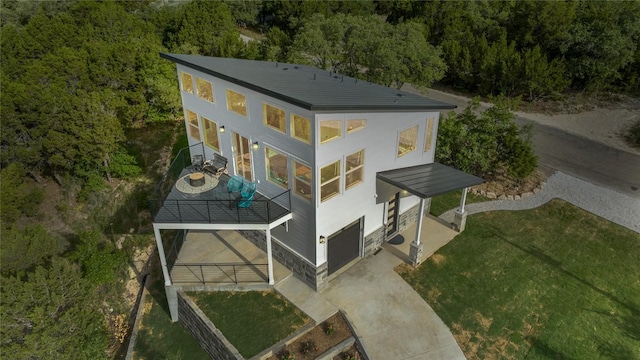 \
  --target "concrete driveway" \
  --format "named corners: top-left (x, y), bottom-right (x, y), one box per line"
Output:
top-left (319, 250), bottom-right (465, 360)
